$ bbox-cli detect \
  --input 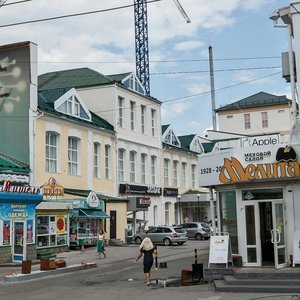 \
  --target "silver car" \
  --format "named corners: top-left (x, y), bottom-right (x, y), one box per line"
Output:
top-left (180, 222), bottom-right (212, 240)
top-left (133, 226), bottom-right (188, 246)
